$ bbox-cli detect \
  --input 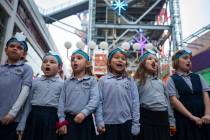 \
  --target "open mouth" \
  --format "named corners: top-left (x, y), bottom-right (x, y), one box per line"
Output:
top-left (45, 67), bottom-right (51, 72)
top-left (116, 63), bottom-right (123, 67)
top-left (73, 63), bottom-right (78, 69)
top-left (186, 63), bottom-right (190, 67)
top-left (115, 63), bottom-right (124, 70)
top-left (151, 63), bottom-right (156, 69)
